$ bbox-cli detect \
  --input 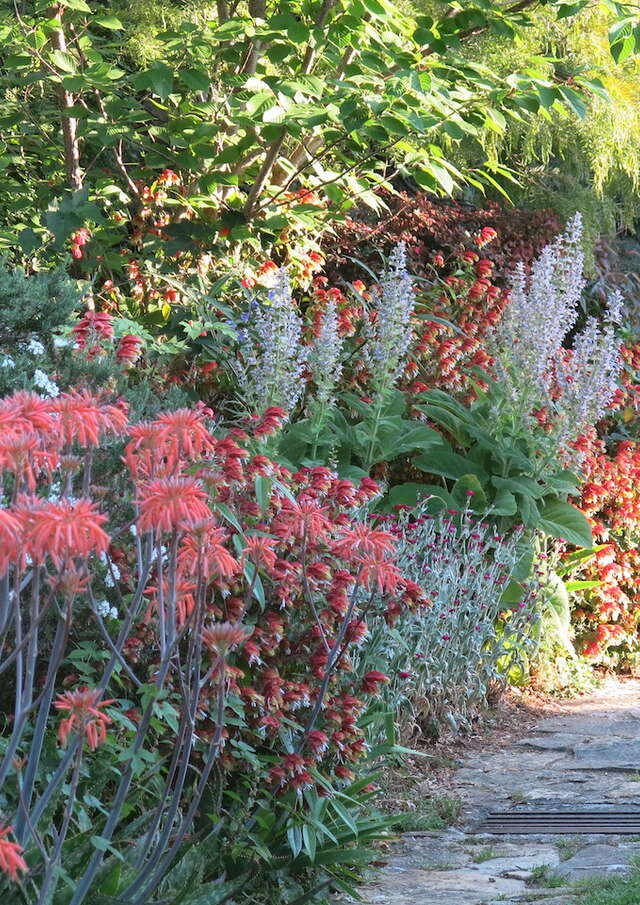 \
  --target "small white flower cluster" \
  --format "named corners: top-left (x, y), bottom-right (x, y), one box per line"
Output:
top-left (100, 552), bottom-right (121, 587)
top-left (95, 599), bottom-right (119, 620)
top-left (492, 214), bottom-right (585, 409)
top-left (555, 291), bottom-right (622, 460)
top-left (33, 369), bottom-right (59, 398)
top-left (26, 338), bottom-right (45, 356)
top-left (0, 355), bottom-right (15, 369)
